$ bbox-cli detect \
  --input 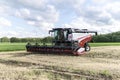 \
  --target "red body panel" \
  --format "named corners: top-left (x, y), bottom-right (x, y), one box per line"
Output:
top-left (78, 35), bottom-right (92, 47)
